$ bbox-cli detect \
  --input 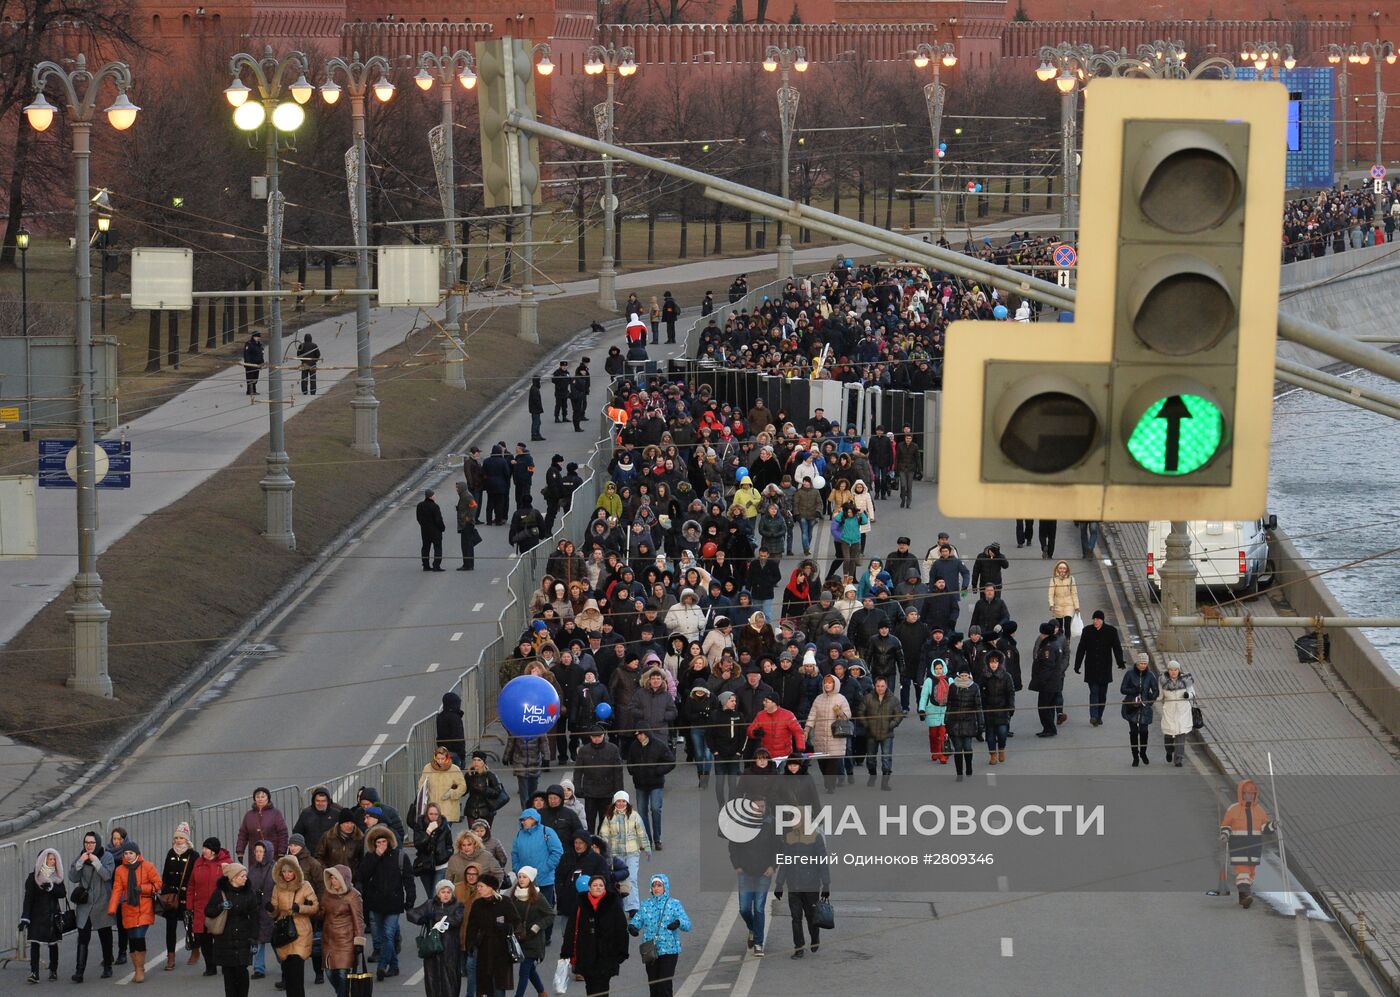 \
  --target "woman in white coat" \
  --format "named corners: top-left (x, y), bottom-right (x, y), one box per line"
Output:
top-left (803, 674), bottom-right (853, 794)
top-left (1159, 660), bottom-right (1196, 768)
top-left (849, 481), bottom-right (876, 558)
